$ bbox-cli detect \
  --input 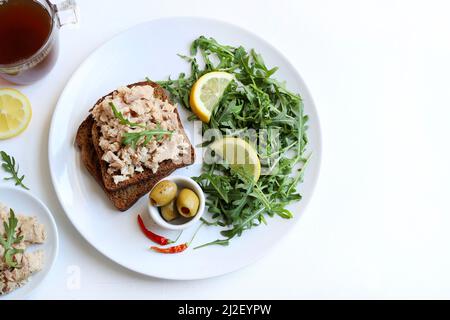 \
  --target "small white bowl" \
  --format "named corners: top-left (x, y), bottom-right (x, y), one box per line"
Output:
top-left (147, 176), bottom-right (205, 230)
